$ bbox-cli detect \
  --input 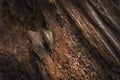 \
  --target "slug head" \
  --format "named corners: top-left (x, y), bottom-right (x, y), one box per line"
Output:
top-left (42, 29), bottom-right (53, 51)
